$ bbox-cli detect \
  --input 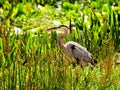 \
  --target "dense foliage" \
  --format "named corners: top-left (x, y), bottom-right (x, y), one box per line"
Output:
top-left (0, 0), bottom-right (120, 90)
